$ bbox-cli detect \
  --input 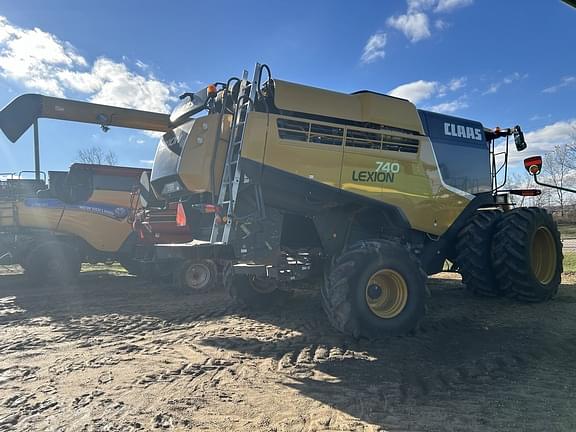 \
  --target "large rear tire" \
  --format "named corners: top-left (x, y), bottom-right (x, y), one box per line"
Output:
top-left (455, 210), bottom-right (504, 297)
top-left (492, 207), bottom-right (562, 302)
top-left (25, 241), bottom-right (81, 286)
top-left (321, 240), bottom-right (427, 338)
